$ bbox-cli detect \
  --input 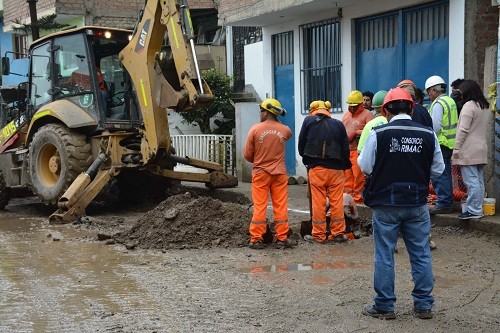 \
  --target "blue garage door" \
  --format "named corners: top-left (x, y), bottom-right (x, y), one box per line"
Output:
top-left (273, 31), bottom-right (296, 175)
top-left (356, 0), bottom-right (449, 94)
